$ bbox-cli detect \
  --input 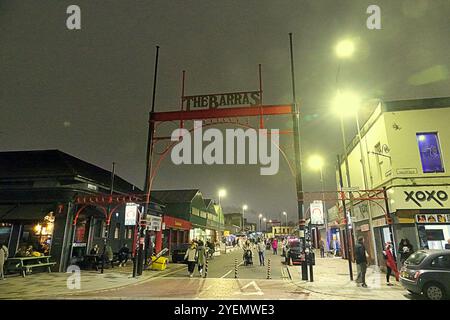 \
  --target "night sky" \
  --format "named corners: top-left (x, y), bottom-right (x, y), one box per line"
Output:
top-left (1, 0), bottom-right (449, 223)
